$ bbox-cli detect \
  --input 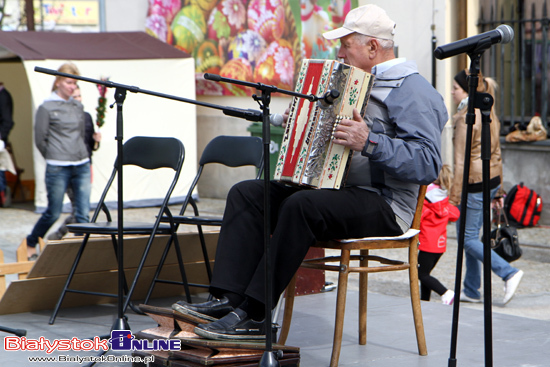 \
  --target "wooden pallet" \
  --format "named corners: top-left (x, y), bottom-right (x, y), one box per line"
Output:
top-left (0, 238), bottom-right (46, 294)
